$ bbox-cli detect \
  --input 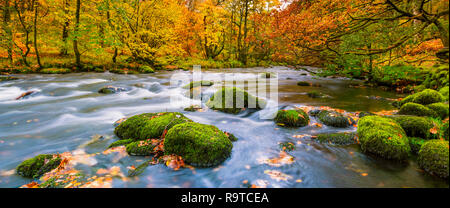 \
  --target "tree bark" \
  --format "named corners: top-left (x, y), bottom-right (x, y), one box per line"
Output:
top-left (73, 0), bottom-right (81, 68)
top-left (61, 0), bottom-right (70, 56)
top-left (33, 2), bottom-right (41, 68)
top-left (3, 0), bottom-right (13, 65)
